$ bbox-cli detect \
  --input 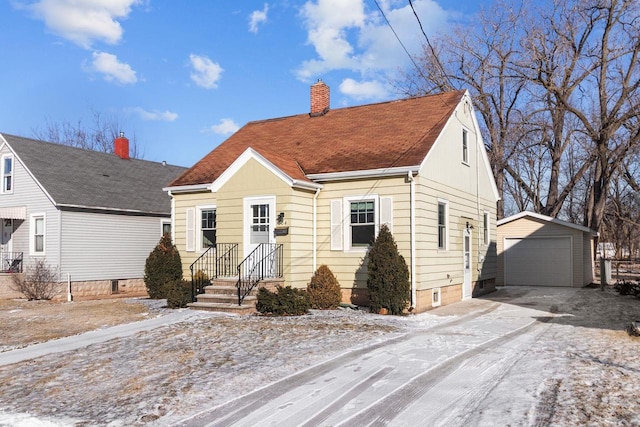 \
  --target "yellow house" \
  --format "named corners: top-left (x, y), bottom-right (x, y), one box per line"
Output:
top-left (164, 82), bottom-right (499, 313)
